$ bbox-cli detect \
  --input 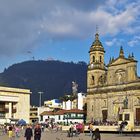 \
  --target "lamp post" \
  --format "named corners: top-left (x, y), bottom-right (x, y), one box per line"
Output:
top-left (38, 92), bottom-right (43, 107)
